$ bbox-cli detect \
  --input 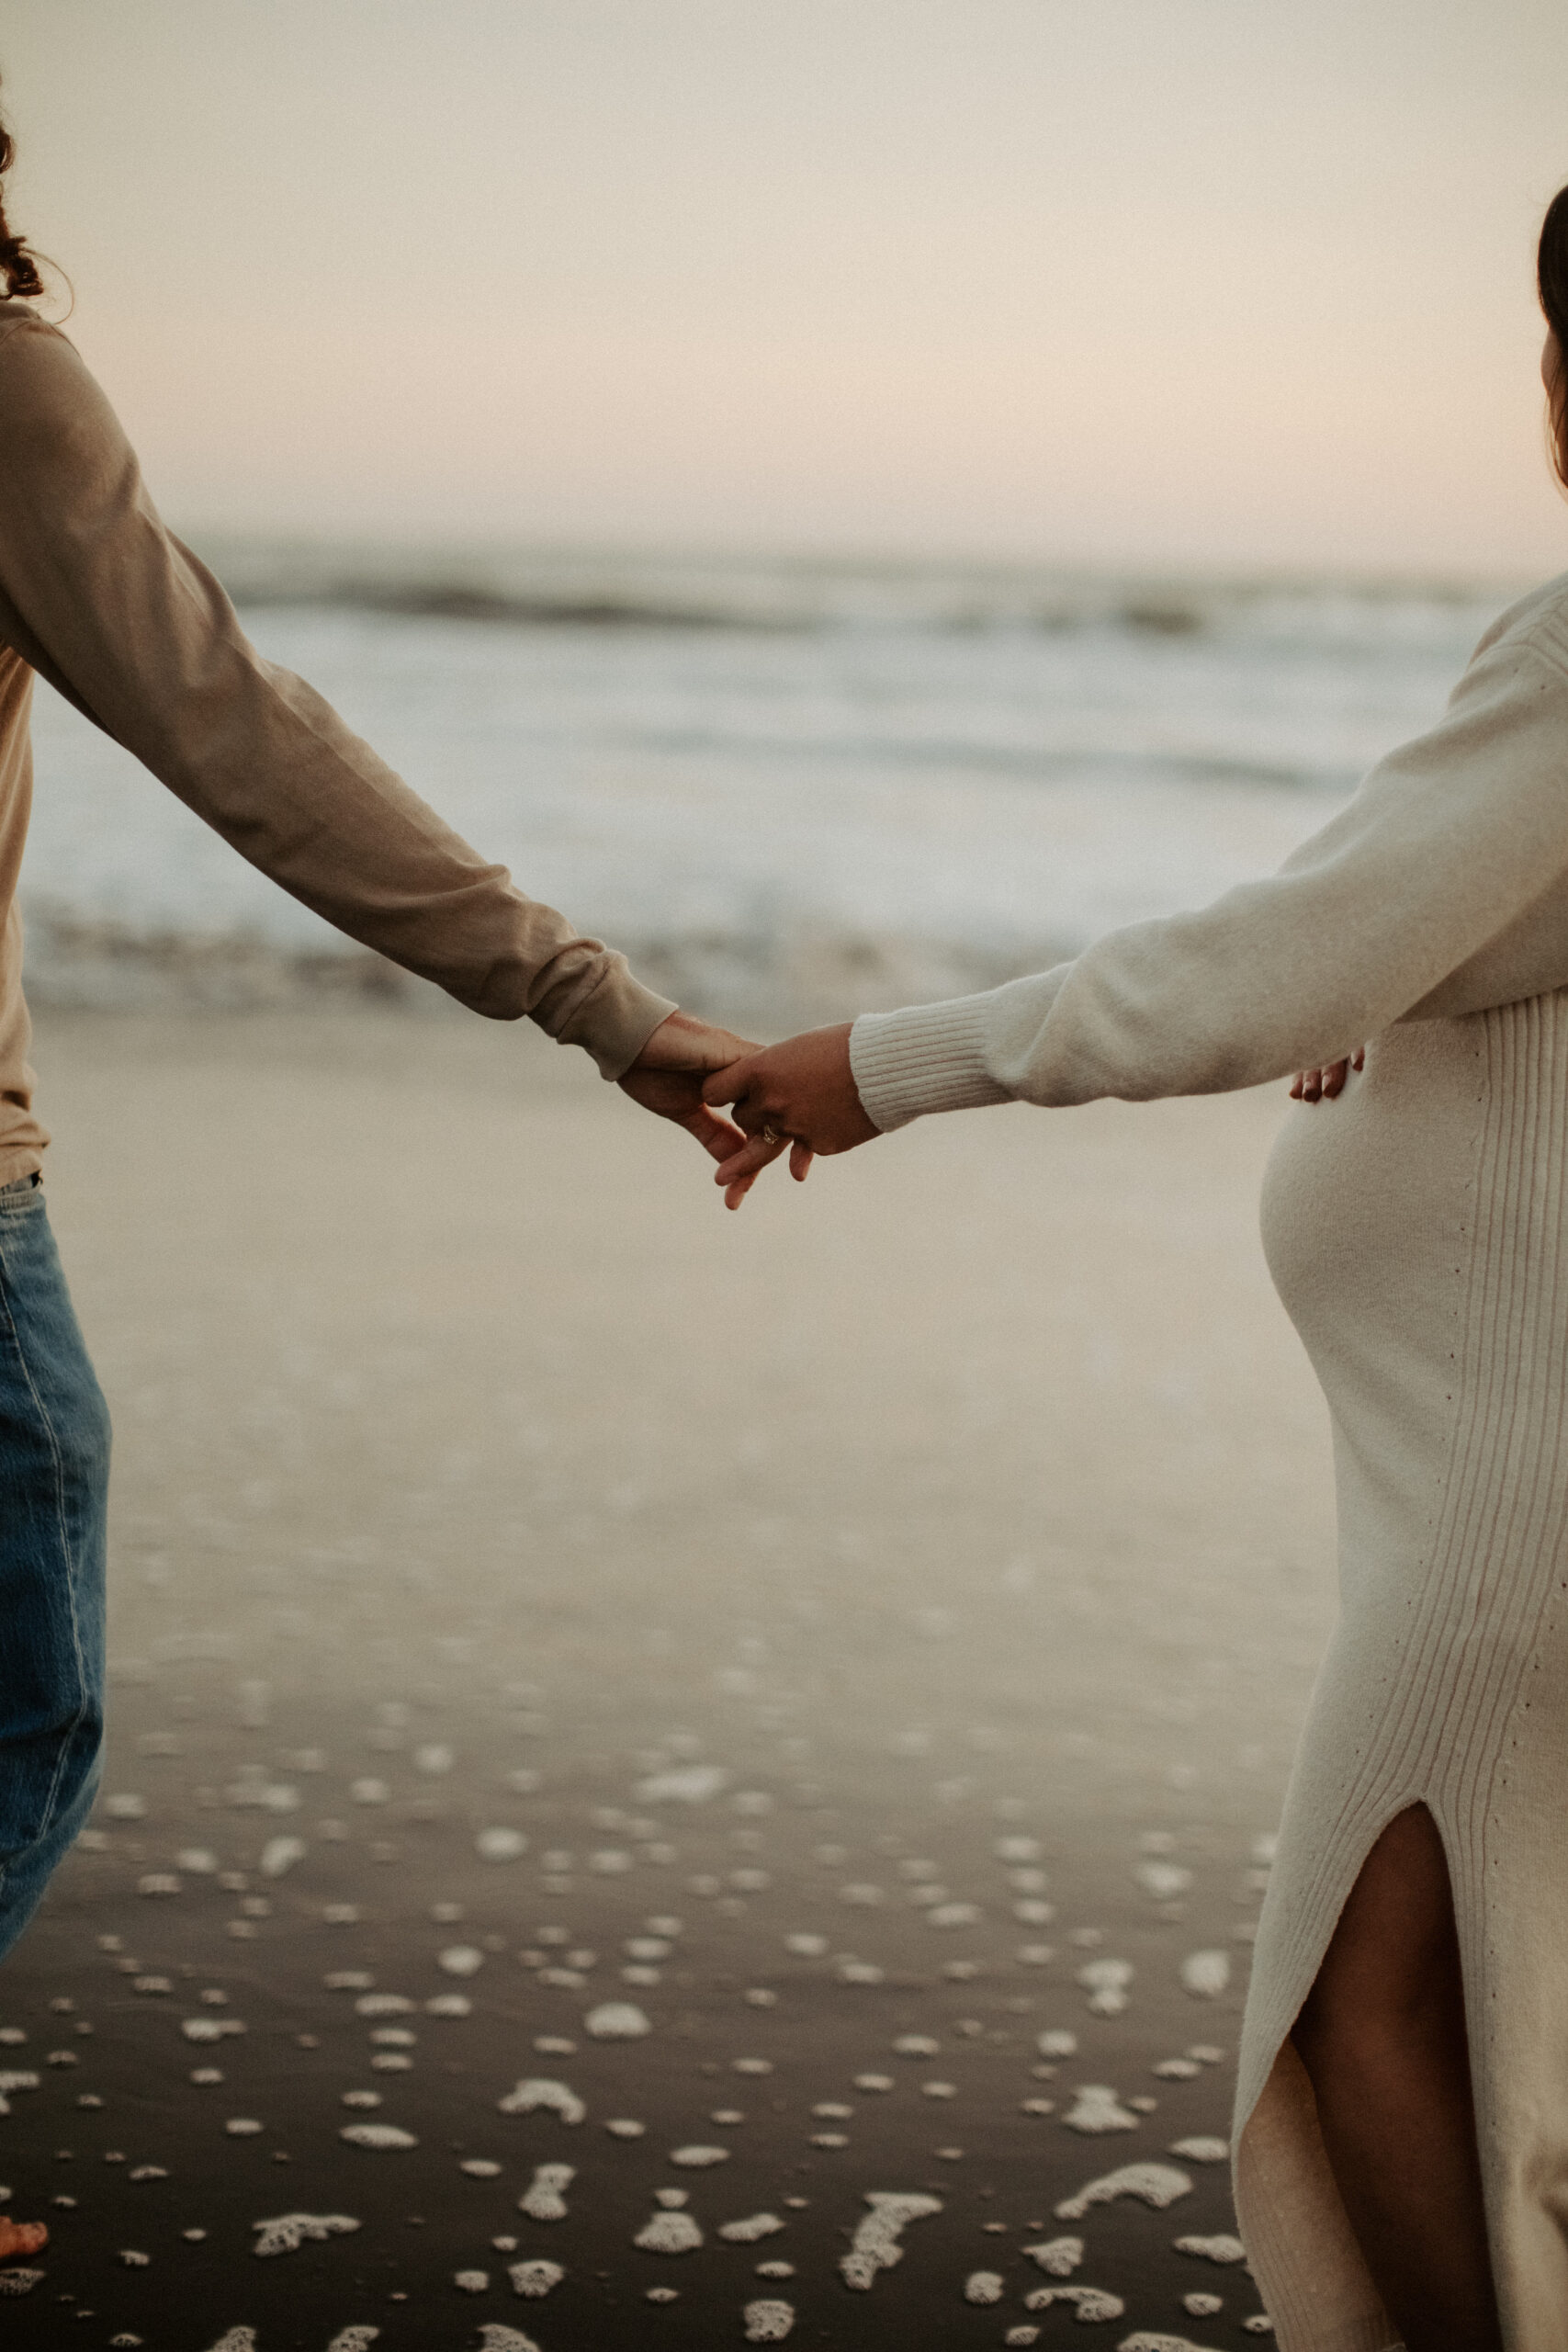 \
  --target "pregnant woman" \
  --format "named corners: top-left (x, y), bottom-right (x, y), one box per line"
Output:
top-left (708, 189), bottom-right (1568, 2352)
top-left (0, 85), bottom-right (768, 2270)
